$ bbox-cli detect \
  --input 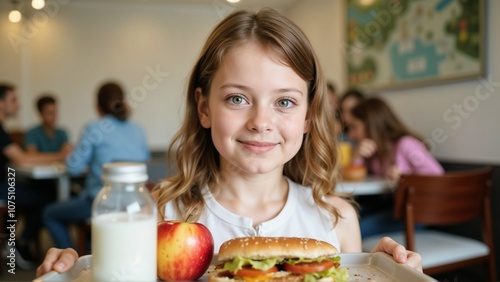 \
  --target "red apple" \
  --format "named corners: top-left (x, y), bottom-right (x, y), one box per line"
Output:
top-left (157, 218), bottom-right (214, 281)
